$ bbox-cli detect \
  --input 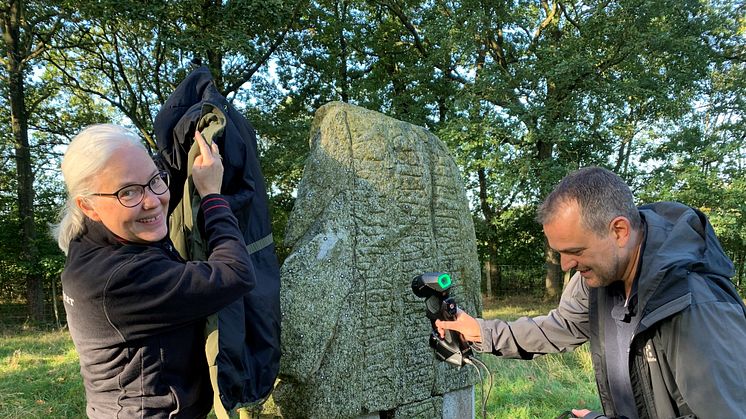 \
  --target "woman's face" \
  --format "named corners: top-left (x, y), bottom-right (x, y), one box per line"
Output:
top-left (77, 144), bottom-right (170, 244)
